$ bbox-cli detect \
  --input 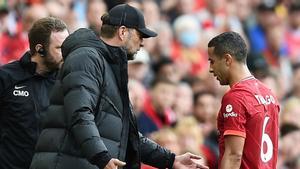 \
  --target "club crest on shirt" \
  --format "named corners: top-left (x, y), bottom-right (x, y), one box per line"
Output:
top-left (226, 104), bottom-right (233, 112)
top-left (223, 104), bottom-right (237, 118)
